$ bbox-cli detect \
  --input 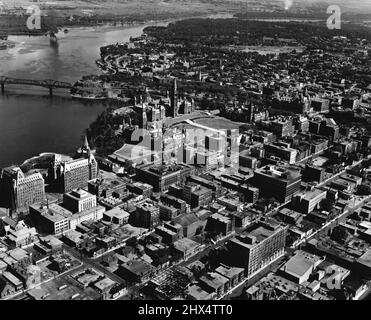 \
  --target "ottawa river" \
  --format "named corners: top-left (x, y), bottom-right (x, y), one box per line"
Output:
top-left (0, 22), bottom-right (168, 168)
top-left (0, 13), bottom-right (233, 168)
